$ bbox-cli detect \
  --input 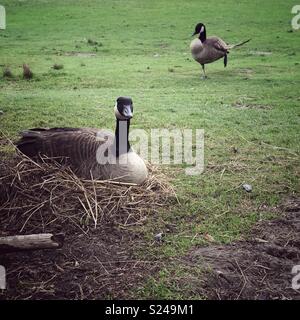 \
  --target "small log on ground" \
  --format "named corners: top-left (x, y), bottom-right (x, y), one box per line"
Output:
top-left (0, 233), bottom-right (64, 254)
